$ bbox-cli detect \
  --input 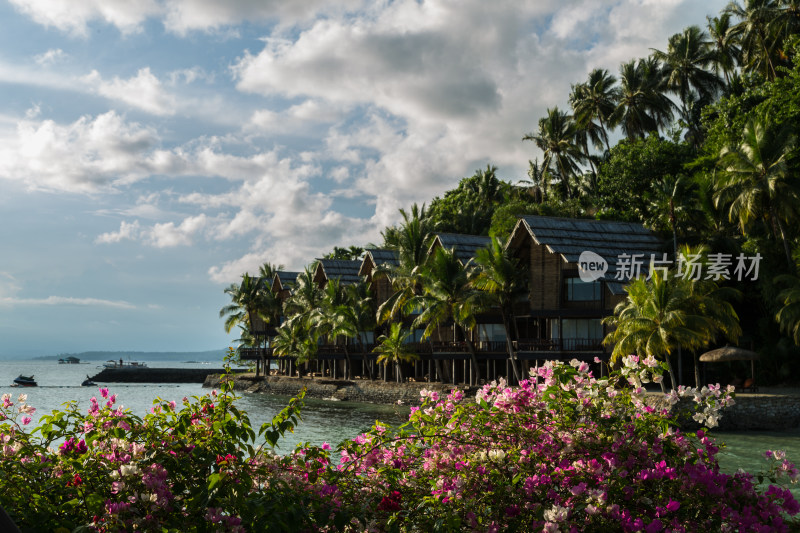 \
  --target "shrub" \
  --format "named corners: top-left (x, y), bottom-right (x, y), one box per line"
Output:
top-left (0, 354), bottom-right (797, 532)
